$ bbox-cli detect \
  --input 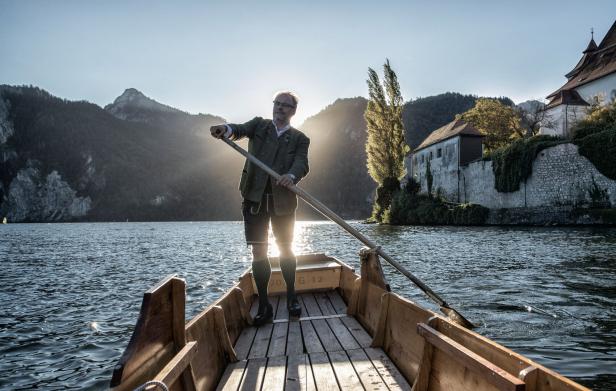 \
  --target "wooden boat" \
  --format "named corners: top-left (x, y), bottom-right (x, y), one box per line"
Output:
top-left (110, 249), bottom-right (589, 391)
